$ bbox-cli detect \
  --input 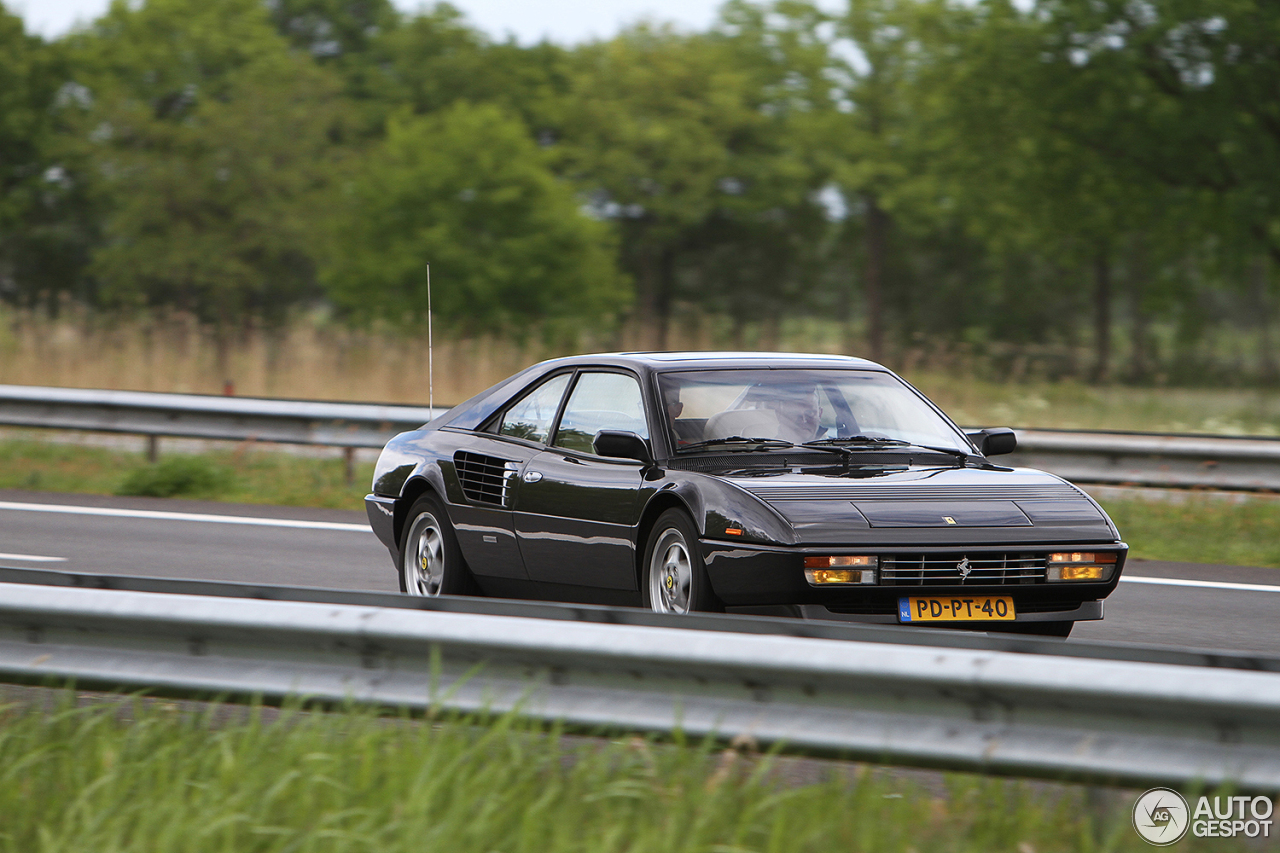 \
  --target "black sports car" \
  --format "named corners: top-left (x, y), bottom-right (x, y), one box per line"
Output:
top-left (366, 352), bottom-right (1126, 636)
